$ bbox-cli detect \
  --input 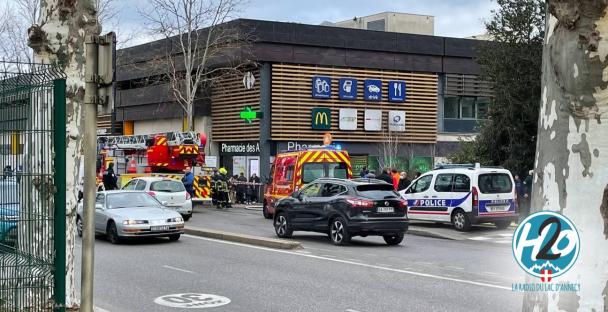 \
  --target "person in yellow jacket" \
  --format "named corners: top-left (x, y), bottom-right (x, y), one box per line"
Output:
top-left (216, 167), bottom-right (231, 208)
